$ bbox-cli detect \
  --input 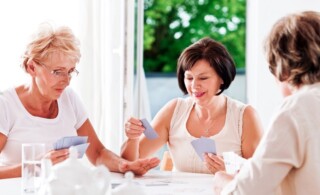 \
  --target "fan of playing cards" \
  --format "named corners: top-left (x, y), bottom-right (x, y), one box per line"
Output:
top-left (53, 136), bottom-right (89, 158)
